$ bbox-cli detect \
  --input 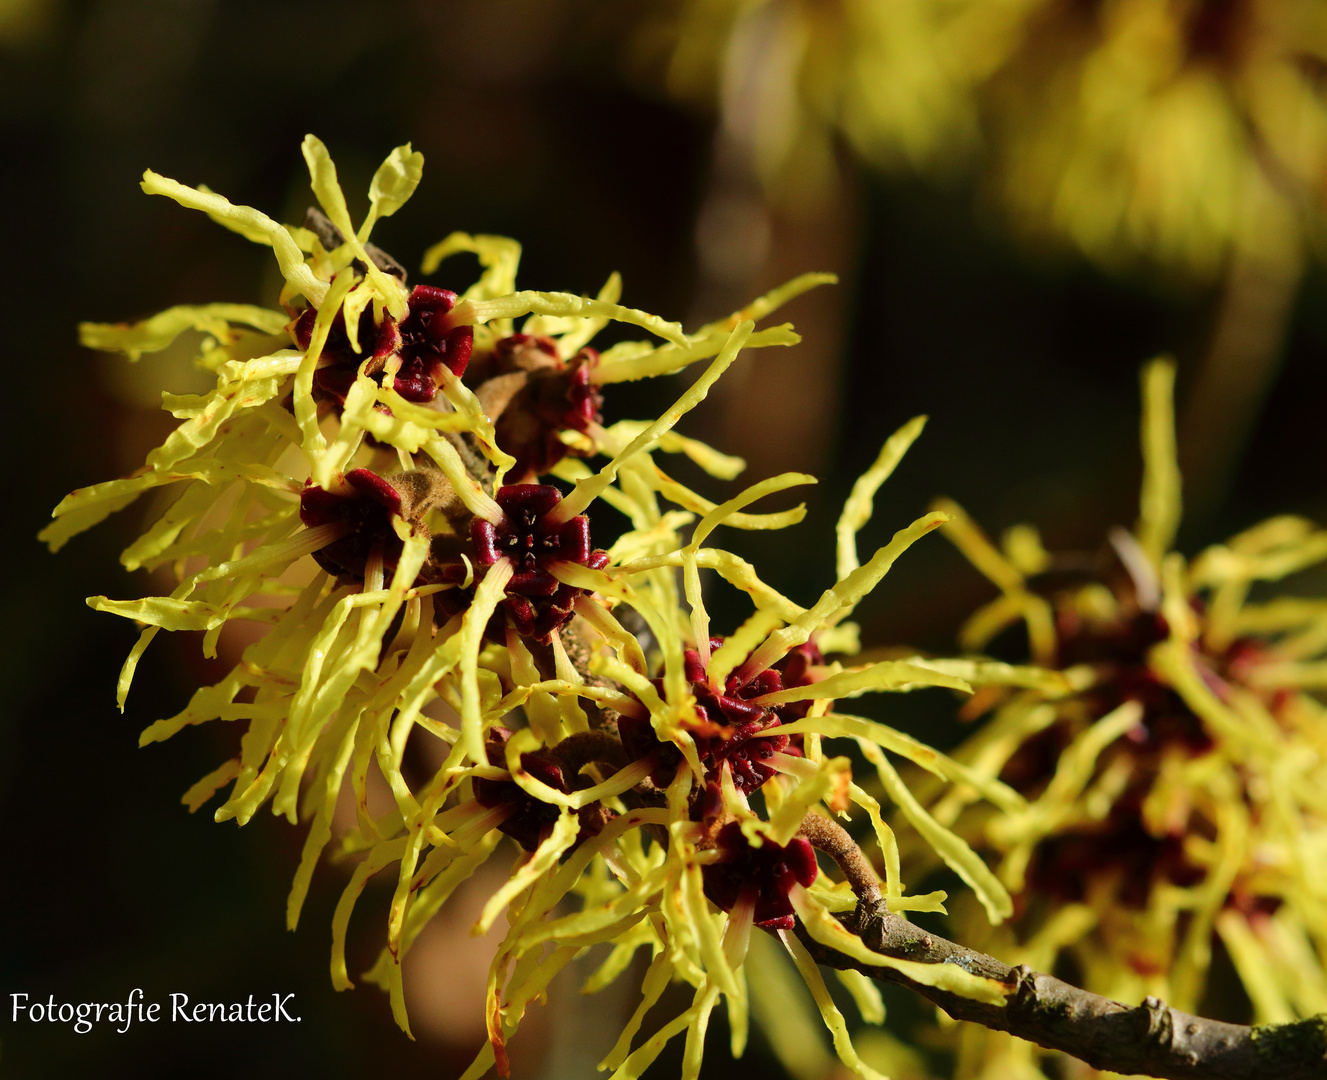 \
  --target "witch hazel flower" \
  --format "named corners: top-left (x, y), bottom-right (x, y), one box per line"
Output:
top-left (620, 637), bottom-right (812, 798)
top-left (917, 359), bottom-right (1327, 1077)
top-left (468, 333), bottom-right (604, 480)
top-left (45, 136), bottom-right (1033, 1080)
top-left (701, 821), bottom-right (819, 930)
top-left (471, 726), bottom-right (623, 852)
top-left (469, 483), bottom-right (610, 641)
top-left (293, 283), bottom-right (473, 407)
top-left (298, 467), bottom-right (453, 584)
